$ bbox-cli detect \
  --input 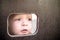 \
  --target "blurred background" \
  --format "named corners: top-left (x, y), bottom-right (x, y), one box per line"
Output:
top-left (0, 0), bottom-right (60, 40)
